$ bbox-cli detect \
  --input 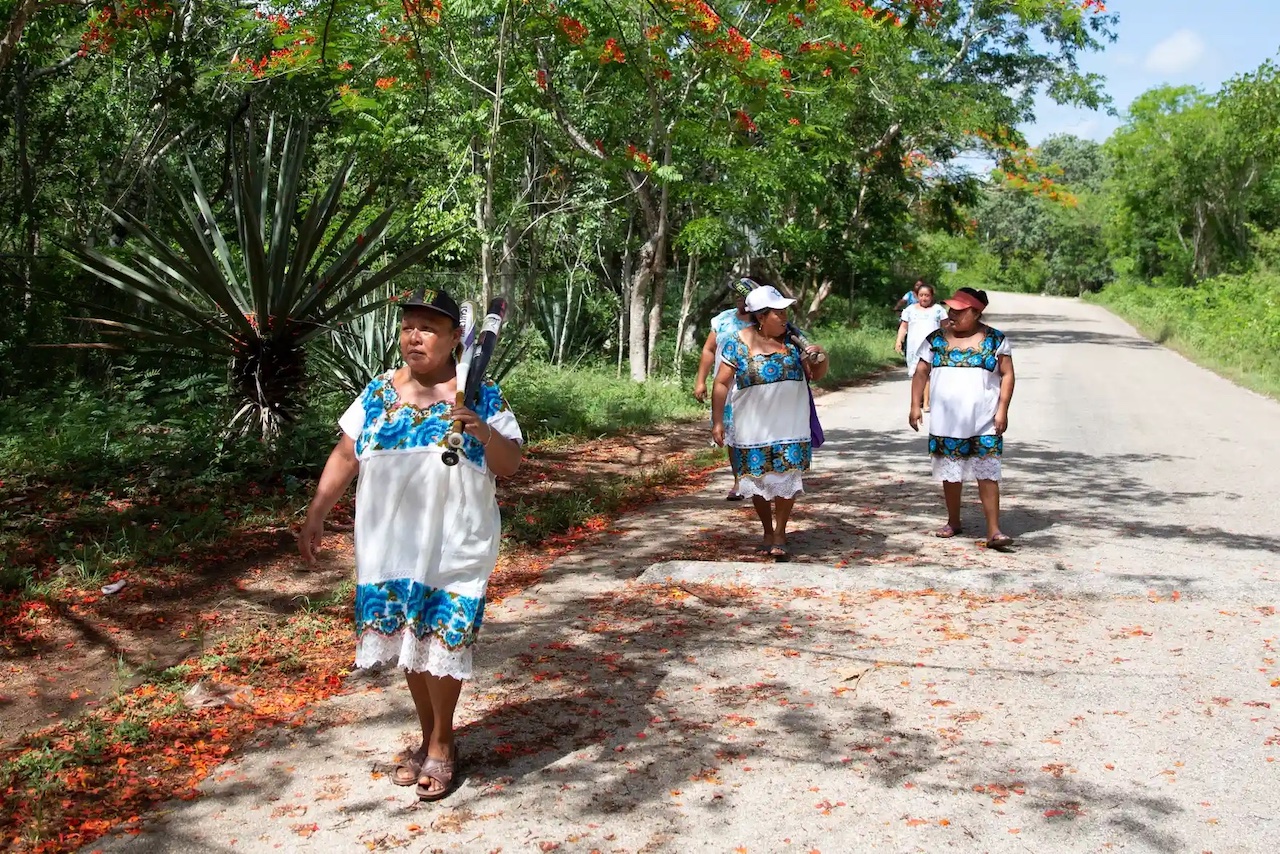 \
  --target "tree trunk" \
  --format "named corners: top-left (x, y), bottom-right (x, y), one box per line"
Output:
top-left (645, 256), bottom-right (667, 377)
top-left (672, 254), bottom-right (698, 378)
top-left (627, 233), bottom-right (659, 382)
